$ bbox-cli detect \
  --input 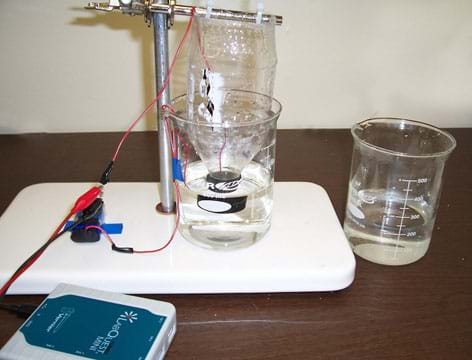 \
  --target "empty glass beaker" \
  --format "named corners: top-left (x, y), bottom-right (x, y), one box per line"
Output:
top-left (166, 90), bottom-right (282, 250)
top-left (344, 118), bottom-right (456, 265)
